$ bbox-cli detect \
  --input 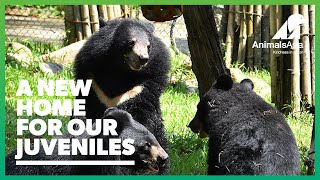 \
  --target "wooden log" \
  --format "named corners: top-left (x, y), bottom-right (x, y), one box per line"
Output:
top-left (98, 5), bottom-right (108, 20)
top-left (122, 5), bottom-right (129, 18)
top-left (232, 21), bottom-right (240, 63)
top-left (183, 5), bottom-right (230, 96)
top-left (129, 5), bottom-right (133, 18)
top-left (269, 5), bottom-right (277, 103)
top-left (281, 5), bottom-right (292, 114)
top-left (73, 5), bottom-right (83, 41)
top-left (219, 5), bottom-right (229, 43)
top-left (262, 5), bottom-right (270, 69)
top-left (291, 5), bottom-right (301, 113)
top-left (246, 5), bottom-right (254, 68)
top-left (113, 6), bottom-right (117, 18)
top-left (225, 5), bottom-right (235, 67)
top-left (114, 5), bottom-right (122, 18)
top-left (234, 5), bottom-right (241, 26)
top-left (107, 5), bottom-right (115, 19)
top-left (89, 5), bottom-right (99, 33)
top-left (253, 5), bottom-right (262, 69)
top-left (300, 5), bottom-right (312, 105)
top-left (80, 5), bottom-right (92, 39)
top-left (238, 5), bottom-right (247, 64)
top-left (233, 5), bottom-right (241, 62)
top-left (309, 5), bottom-right (315, 106)
top-left (274, 5), bottom-right (283, 110)
top-left (136, 5), bottom-right (141, 19)
top-left (64, 5), bottom-right (76, 44)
